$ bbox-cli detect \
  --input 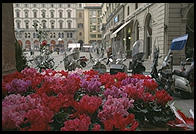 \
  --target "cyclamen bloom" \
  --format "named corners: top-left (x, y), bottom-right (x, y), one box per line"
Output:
top-left (6, 79), bottom-right (32, 94)
top-left (80, 78), bottom-right (102, 93)
top-left (104, 86), bottom-right (127, 98)
top-left (98, 95), bottom-right (134, 122)
top-left (155, 90), bottom-right (173, 105)
top-left (2, 94), bottom-right (41, 130)
top-left (74, 95), bottom-right (102, 115)
top-left (143, 79), bottom-right (158, 92)
top-left (61, 114), bottom-right (91, 131)
top-left (103, 112), bottom-right (139, 131)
